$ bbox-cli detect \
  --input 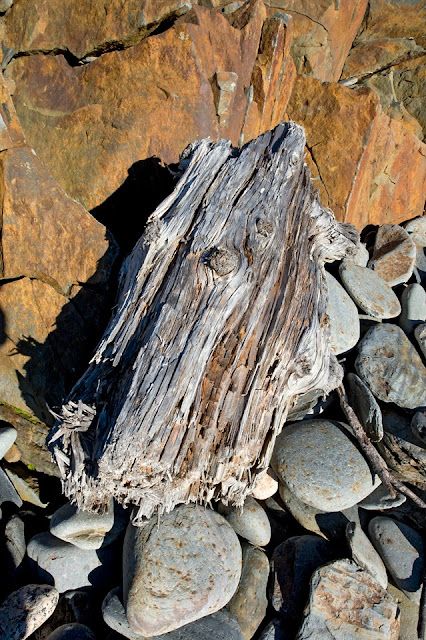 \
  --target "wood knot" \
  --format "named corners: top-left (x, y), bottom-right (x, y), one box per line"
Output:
top-left (203, 246), bottom-right (239, 276)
